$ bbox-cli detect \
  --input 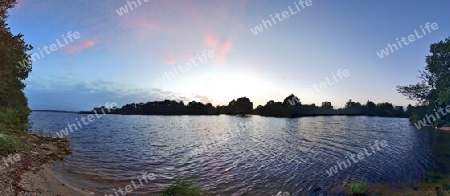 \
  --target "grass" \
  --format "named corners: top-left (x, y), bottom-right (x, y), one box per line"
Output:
top-left (160, 179), bottom-right (204, 196)
top-left (0, 107), bottom-right (29, 155)
top-left (0, 134), bottom-right (22, 155)
top-left (349, 182), bottom-right (367, 196)
top-left (0, 107), bottom-right (30, 133)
